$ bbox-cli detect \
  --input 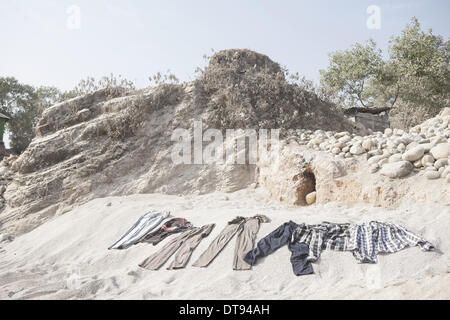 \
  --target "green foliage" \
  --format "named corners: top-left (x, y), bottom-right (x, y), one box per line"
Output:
top-left (320, 17), bottom-right (450, 128)
top-left (388, 17), bottom-right (449, 112)
top-left (0, 77), bottom-right (61, 154)
top-left (0, 74), bottom-right (137, 154)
